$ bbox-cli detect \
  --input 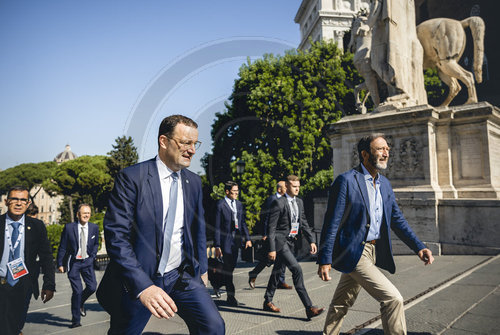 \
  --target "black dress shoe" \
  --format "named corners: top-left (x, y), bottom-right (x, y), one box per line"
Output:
top-left (306, 306), bottom-right (324, 320)
top-left (213, 287), bottom-right (221, 298)
top-left (248, 277), bottom-right (256, 289)
top-left (70, 323), bottom-right (82, 328)
top-left (80, 305), bottom-right (86, 317)
top-left (226, 296), bottom-right (239, 307)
